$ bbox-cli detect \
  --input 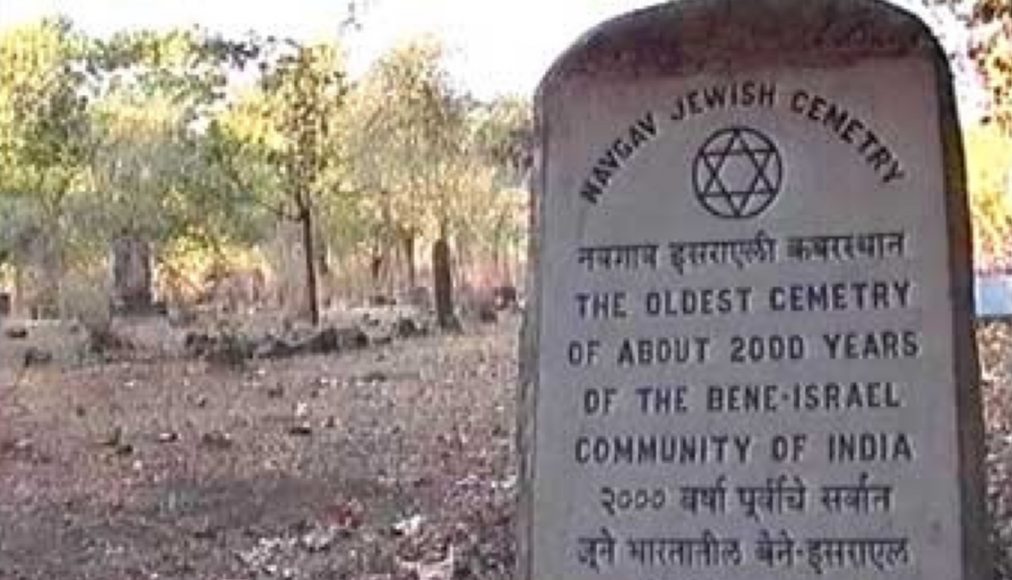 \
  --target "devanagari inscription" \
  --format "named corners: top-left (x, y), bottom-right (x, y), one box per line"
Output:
top-left (736, 475), bottom-right (808, 522)
top-left (820, 472), bottom-right (894, 515)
